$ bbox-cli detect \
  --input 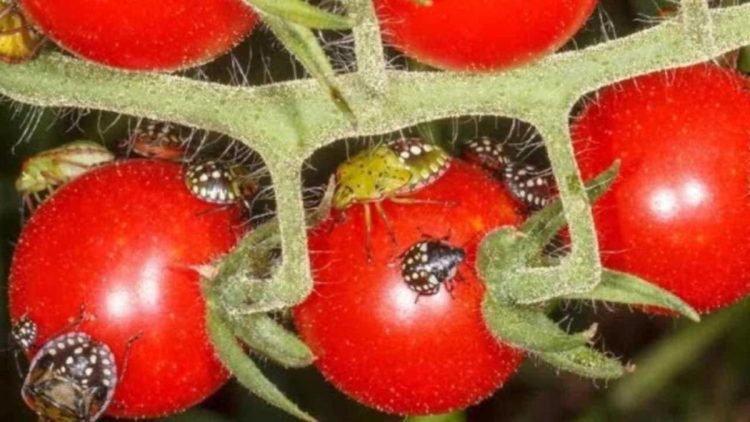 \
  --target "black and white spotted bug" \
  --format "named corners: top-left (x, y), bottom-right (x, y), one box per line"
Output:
top-left (184, 160), bottom-right (258, 205)
top-left (22, 332), bottom-right (117, 422)
top-left (502, 163), bottom-right (556, 211)
top-left (462, 137), bottom-right (509, 172)
top-left (11, 315), bottom-right (38, 352)
top-left (400, 240), bottom-right (466, 297)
